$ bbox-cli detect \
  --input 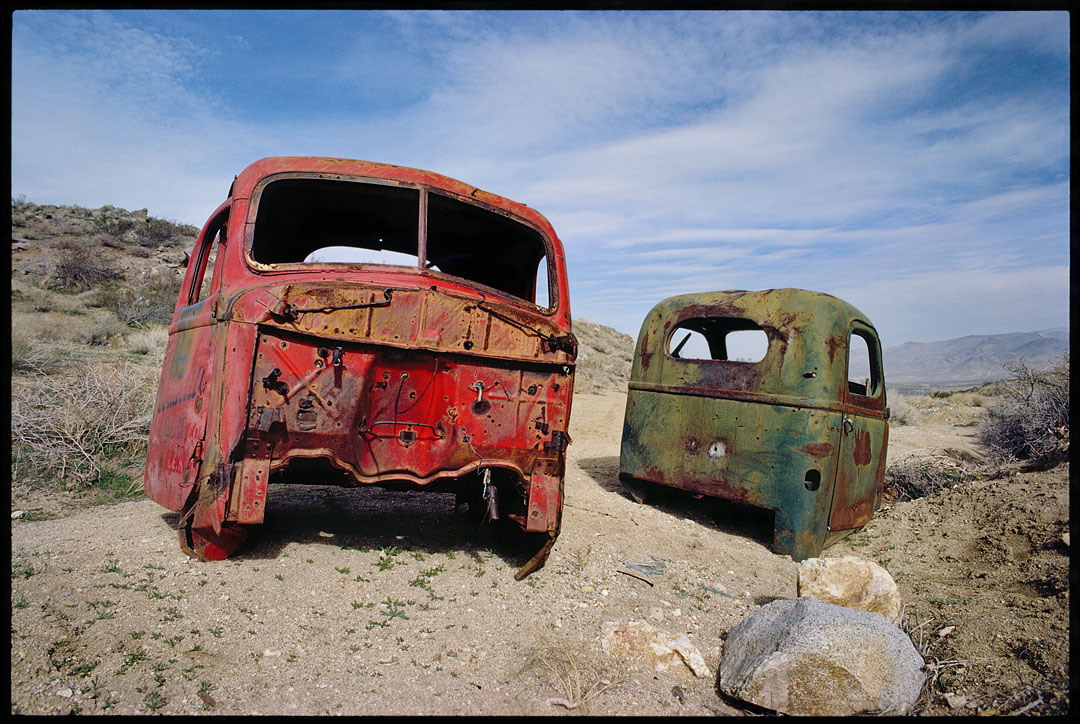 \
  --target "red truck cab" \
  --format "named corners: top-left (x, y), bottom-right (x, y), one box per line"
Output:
top-left (144, 157), bottom-right (576, 577)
